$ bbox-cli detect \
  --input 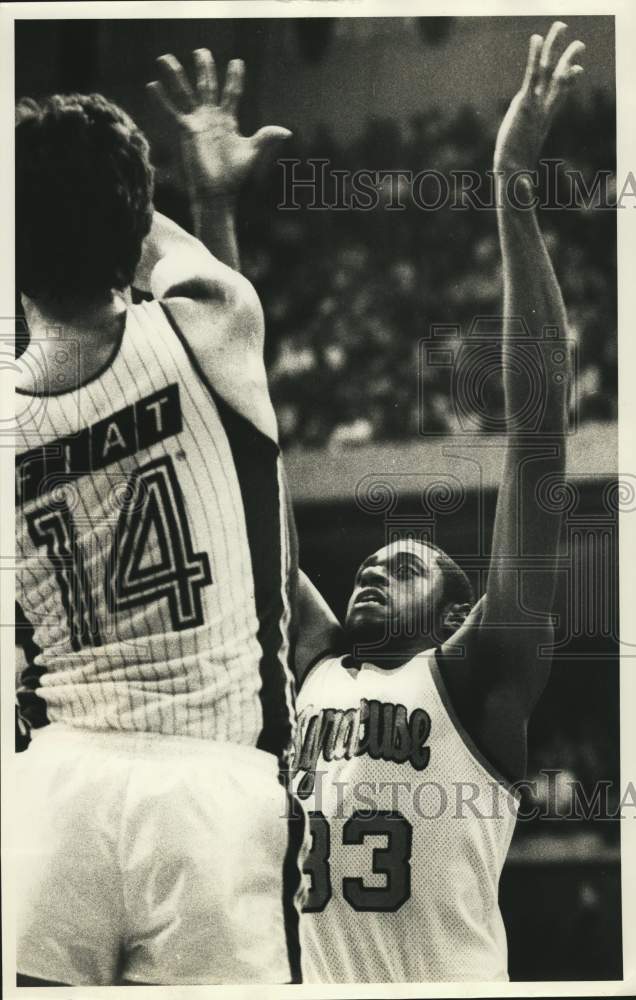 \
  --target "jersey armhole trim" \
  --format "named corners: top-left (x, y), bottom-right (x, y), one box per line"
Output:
top-left (430, 650), bottom-right (522, 802)
top-left (298, 649), bottom-right (335, 690)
